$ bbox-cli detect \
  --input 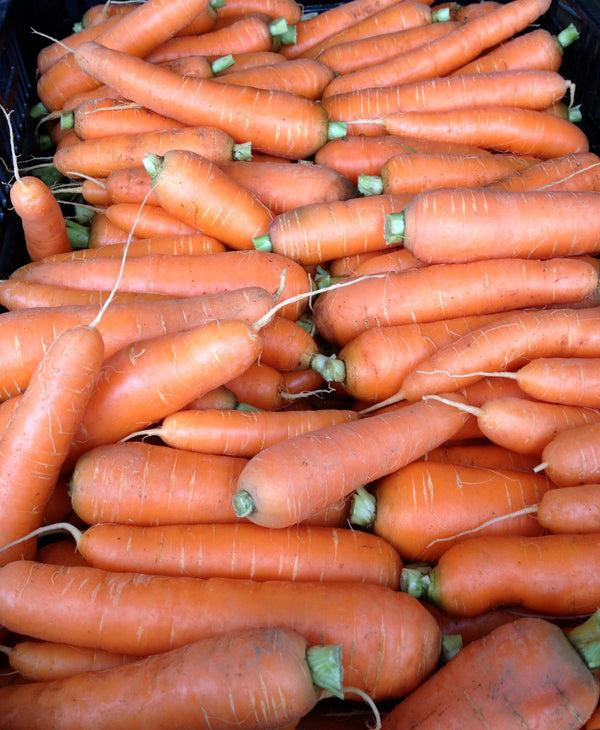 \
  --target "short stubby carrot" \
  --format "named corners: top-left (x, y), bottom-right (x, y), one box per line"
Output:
top-left (511, 357), bottom-right (600, 407)
top-left (312, 258), bottom-right (598, 347)
top-left (0, 560), bottom-right (442, 701)
top-left (386, 188), bottom-right (600, 264)
top-left (538, 421), bottom-right (600, 486)
top-left (536, 483), bottom-right (600, 534)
